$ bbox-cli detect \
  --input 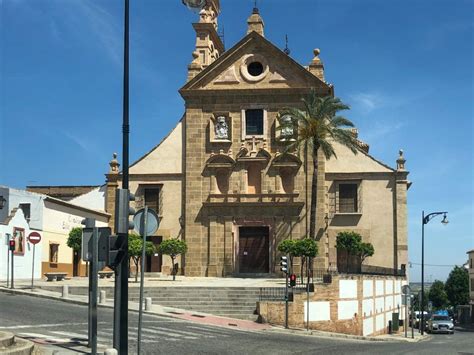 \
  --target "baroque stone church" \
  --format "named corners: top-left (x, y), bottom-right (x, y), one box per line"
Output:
top-left (102, 0), bottom-right (410, 277)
